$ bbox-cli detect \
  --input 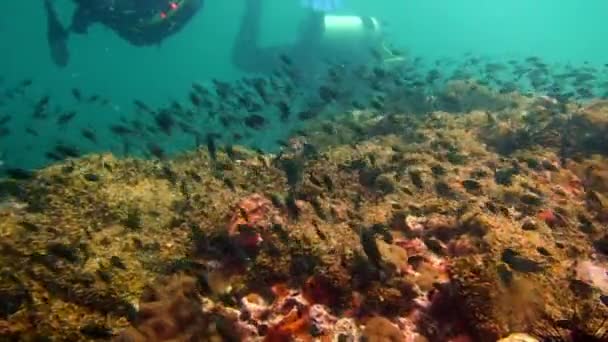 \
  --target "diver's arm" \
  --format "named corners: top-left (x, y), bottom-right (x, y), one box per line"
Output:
top-left (70, 5), bottom-right (96, 34)
top-left (231, 0), bottom-right (280, 73)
